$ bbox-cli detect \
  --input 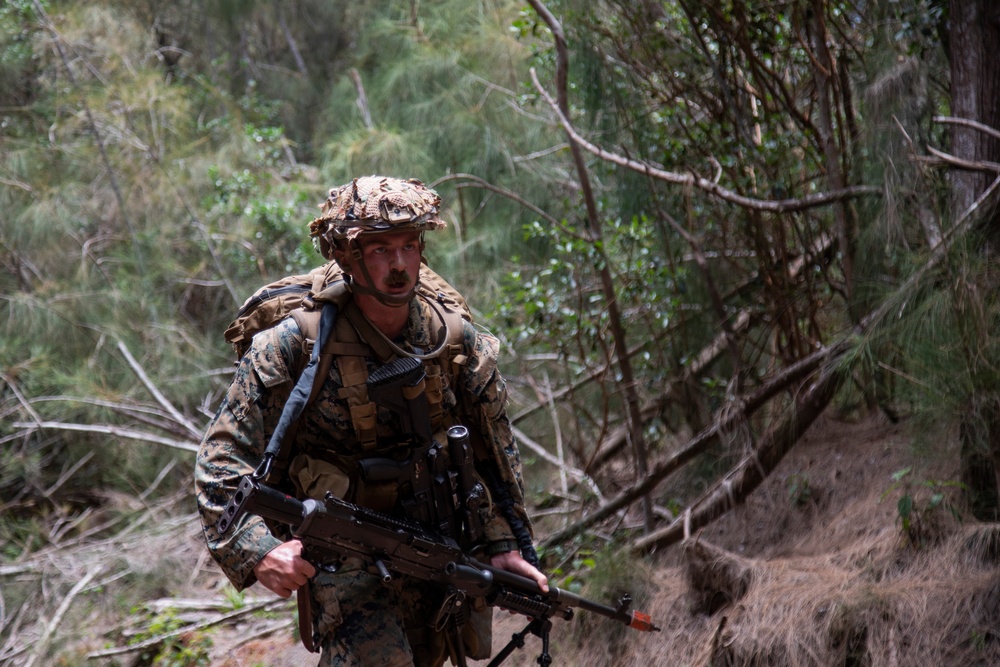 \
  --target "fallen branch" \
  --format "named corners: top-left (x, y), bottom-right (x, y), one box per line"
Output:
top-left (11, 420), bottom-right (199, 453)
top-left (86, 598), bottom-right (290, 659)
top-left (632, 346), bottom-right (845, 552)
top-left (117, 340), bottom-right (202, 439)
top-left (23, 565), bottom-right (104, 667)
top-left (539, 345), bottom-right (830, 549)
top-left (25, 395), bottom-right (200, 439)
